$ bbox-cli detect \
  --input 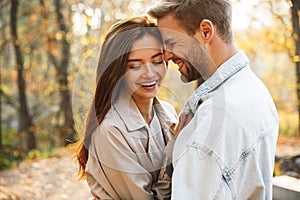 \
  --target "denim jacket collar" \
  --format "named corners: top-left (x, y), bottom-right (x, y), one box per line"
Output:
top-left (183, 51), bottom-right (249, 114)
